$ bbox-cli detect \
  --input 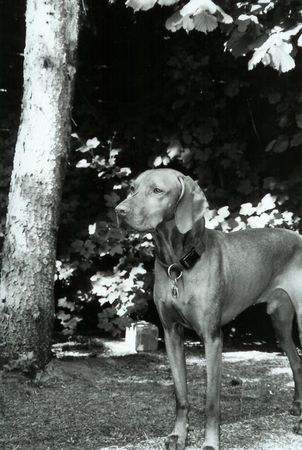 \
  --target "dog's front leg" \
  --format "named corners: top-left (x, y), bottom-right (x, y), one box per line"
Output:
top-left (203, 329), bottom-right (223, 450)
top-left (164, 323), bottom-right (189, 450)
